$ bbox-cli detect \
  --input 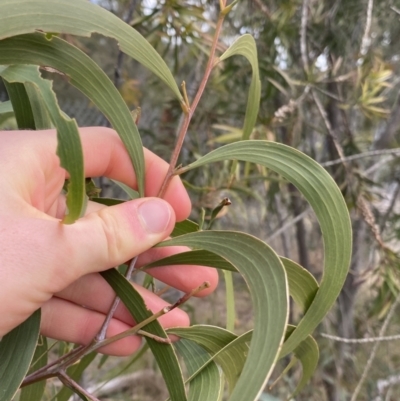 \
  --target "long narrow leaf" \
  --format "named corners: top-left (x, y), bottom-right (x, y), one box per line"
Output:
top-left (3, 81), bottom-right (35, 129)
top-left (0, 0), bottom-right (182, 102)
top-left (0, 33), bottom-right (145, 196)
top-left (158, 231), bottom-right (289, 401)
top-left (100, 268), bottom-right (187, 401)
top-left (0, 310), bottom-right (41, 401)
top-left (170, 325), bottom-right (248, 394)
top-left (284, 326), bottom-right (319, 399)
top-left (281, 258), bottom-right (319, 313)
top-left (219, 35), bottom-right (261, 140)
top-left (178, 140), bottom-right (352, 356)
top-left (175, 339), bottom-right (223, 401)
top-left (19, 336), bottom-right (48, 401)
top-left (24, 84), bottom-right (52, 129)
top-left (0, 65), bottom-right (85, 223)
